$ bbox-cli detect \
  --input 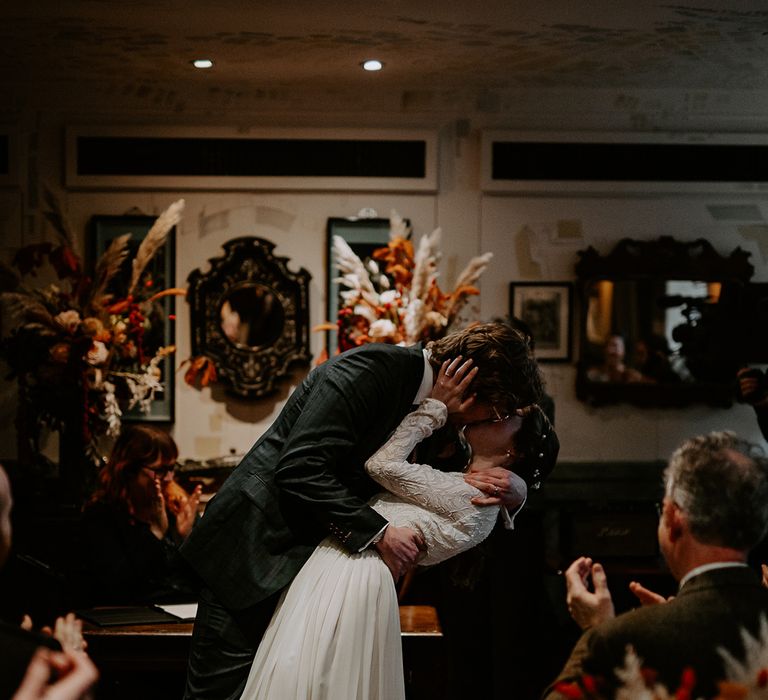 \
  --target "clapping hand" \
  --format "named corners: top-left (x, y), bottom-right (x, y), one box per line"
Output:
top-left (629, 580), bottom-right (672, 606)
top-left (21, 613), bottom-right (87, 654)
top-left (50, 613), bottom-right (87, 654)
top-left (148, 478), bottom-right (170, 540)
top-left (737, 367), bottom-right (768, 407)
top-left (174, 484), bottom-right (202, 539)
top-left (564, 556), bottom-right (615, 630)
top-left (12, 647), bottom-right (98, 700)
